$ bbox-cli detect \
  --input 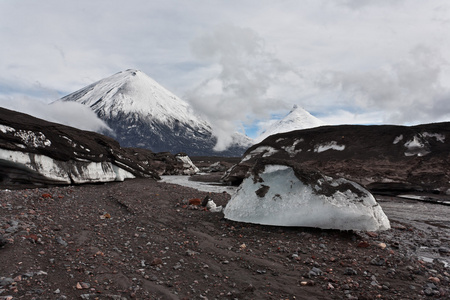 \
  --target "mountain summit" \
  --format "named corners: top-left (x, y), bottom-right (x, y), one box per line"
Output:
top-left (57, 69), bottom-right (251, 156)
top-left (254, 105), bottom-right (326, 143)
